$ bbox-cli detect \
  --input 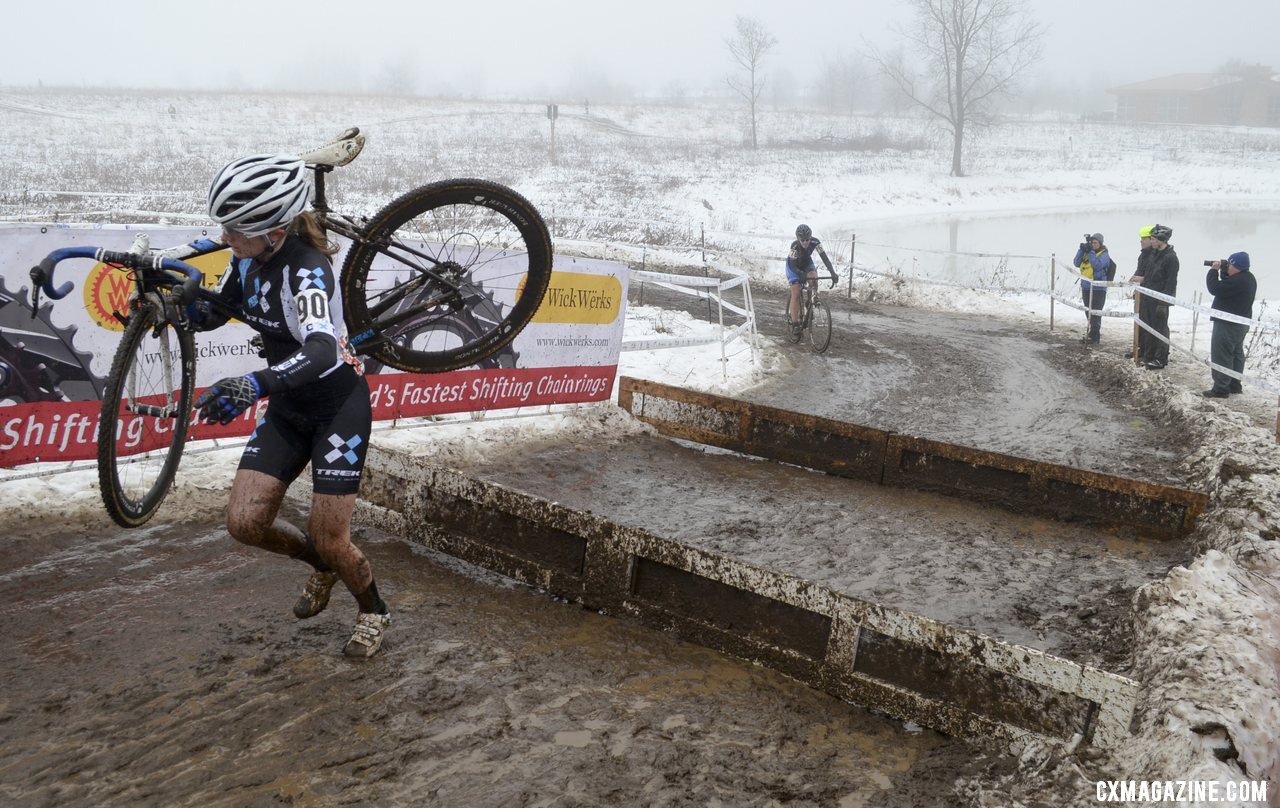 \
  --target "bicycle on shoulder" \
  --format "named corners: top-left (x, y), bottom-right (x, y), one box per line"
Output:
top-left (28, 127), bottom-right (554, 528)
